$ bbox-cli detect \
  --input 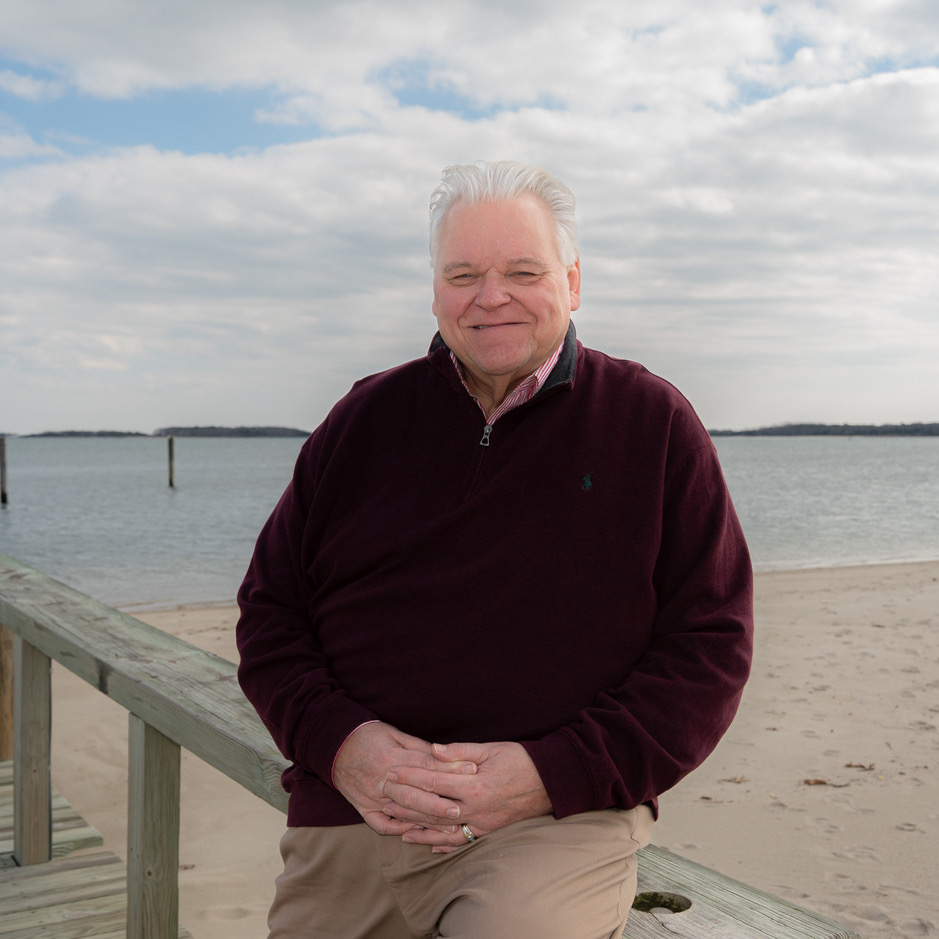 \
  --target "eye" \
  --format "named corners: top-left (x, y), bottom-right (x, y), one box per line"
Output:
top-left (510, 270), bottom-right (539, 280)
